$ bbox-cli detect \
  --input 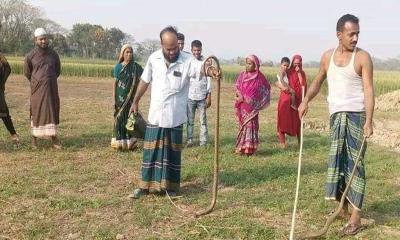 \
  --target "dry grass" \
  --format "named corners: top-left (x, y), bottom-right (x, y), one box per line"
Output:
top-left (0, 75), bottom-right (399, 239)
